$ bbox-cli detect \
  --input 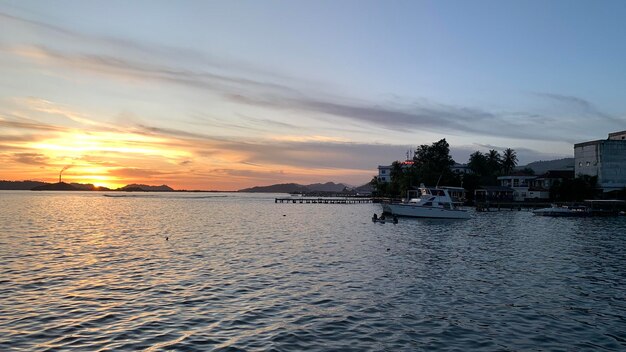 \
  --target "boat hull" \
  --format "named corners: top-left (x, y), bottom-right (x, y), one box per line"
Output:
top-left (382, 203), bottom-right (470, 219)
